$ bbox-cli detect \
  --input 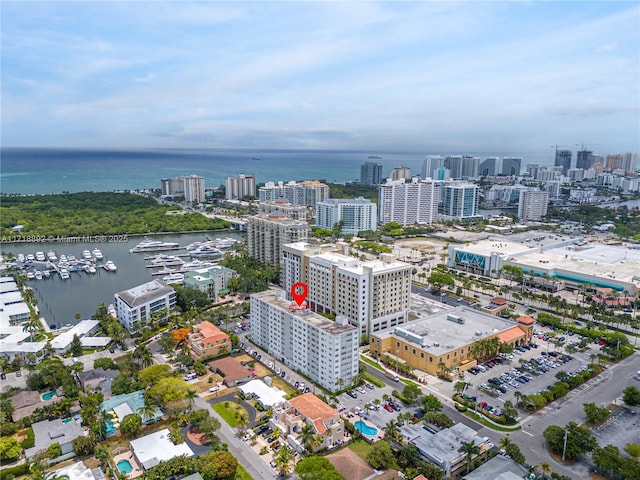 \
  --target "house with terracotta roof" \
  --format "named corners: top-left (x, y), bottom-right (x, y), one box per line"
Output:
top-left (188, 321), bottom-right (231, 359)
top-left (276, 393), bottom-right (345, 452)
